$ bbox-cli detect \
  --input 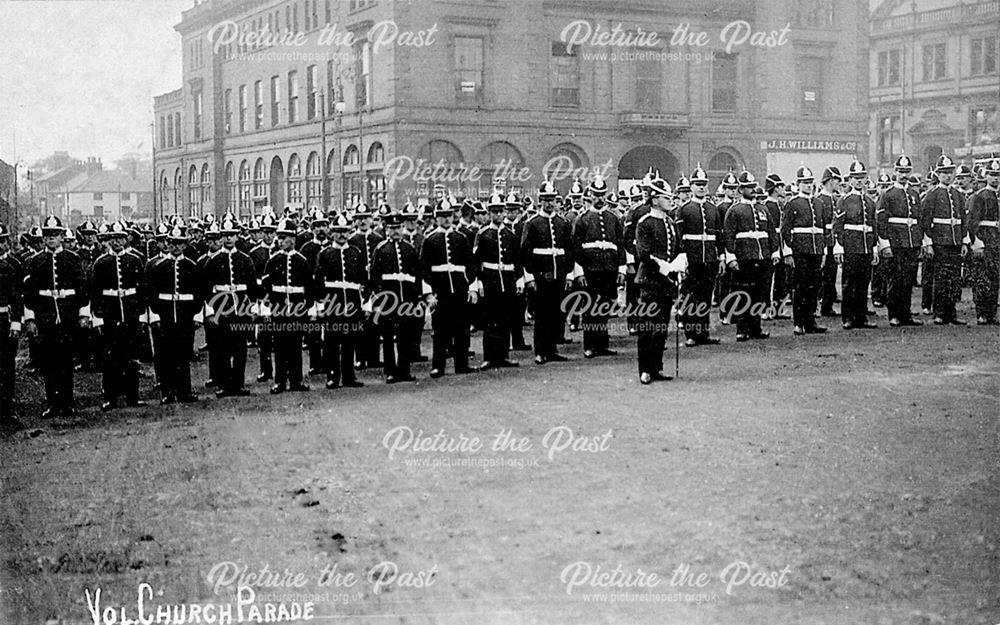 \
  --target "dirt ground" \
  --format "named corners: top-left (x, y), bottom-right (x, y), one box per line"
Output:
top-left (1, 293), bottom-right (998, 625)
